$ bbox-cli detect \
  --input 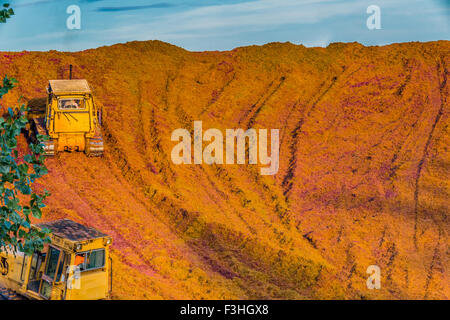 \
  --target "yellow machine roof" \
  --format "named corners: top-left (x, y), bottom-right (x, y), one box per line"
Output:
top-left (35, 219), bottom-right (108, 242)
top-left (49, 79), bottom-right (91, 95)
